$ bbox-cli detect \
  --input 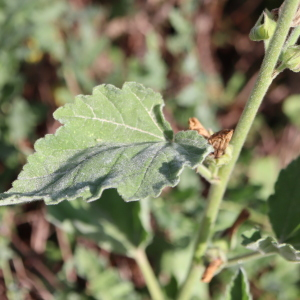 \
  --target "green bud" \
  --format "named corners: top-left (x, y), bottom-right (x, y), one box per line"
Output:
top-left (249, 25), bottom-right (270, 41)
top-left (249, 10), bottom-right (277, 41)
top-left (205, 144), bottom-right (233, 167)
top-left (281, 45), bottom-right (300, 72)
